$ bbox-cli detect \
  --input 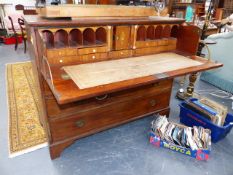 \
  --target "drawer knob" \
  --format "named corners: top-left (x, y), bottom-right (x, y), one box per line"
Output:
top-left (150, 99), bottom-right (157, 107)
top-left (61, 73), bottom-right (70, 80)
top-left (92, 56), bottom-right (96, 59)
top-left (120, 52), bottom-right (123, 55)
top-left (75, 120), bottom-right (85, 128)
top-left (154, 82), bottom-right (160, 87)
top-left (93, 49), bottom-right (96, 53)
top-left (96, 94), bottom-right (108, 101)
